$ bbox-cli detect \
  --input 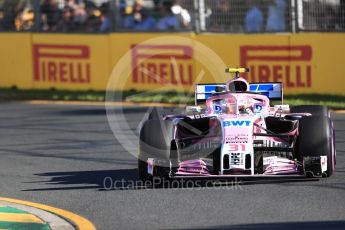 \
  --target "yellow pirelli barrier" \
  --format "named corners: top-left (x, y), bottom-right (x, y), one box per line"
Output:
top-left (0, 33), bottom-right (112, 91)
top-left (109, 33), bottom-right (195, 92)
top-left (0, 33), bottom-right (33, 89)
top-left (0, 32), bottom-right (344, 95)
top-left (31, 34), bottom-right (111, 90)
top-left (289, 33), bottom-right (345, 95)
top-left (197, 33), bottom-right (345, 95)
